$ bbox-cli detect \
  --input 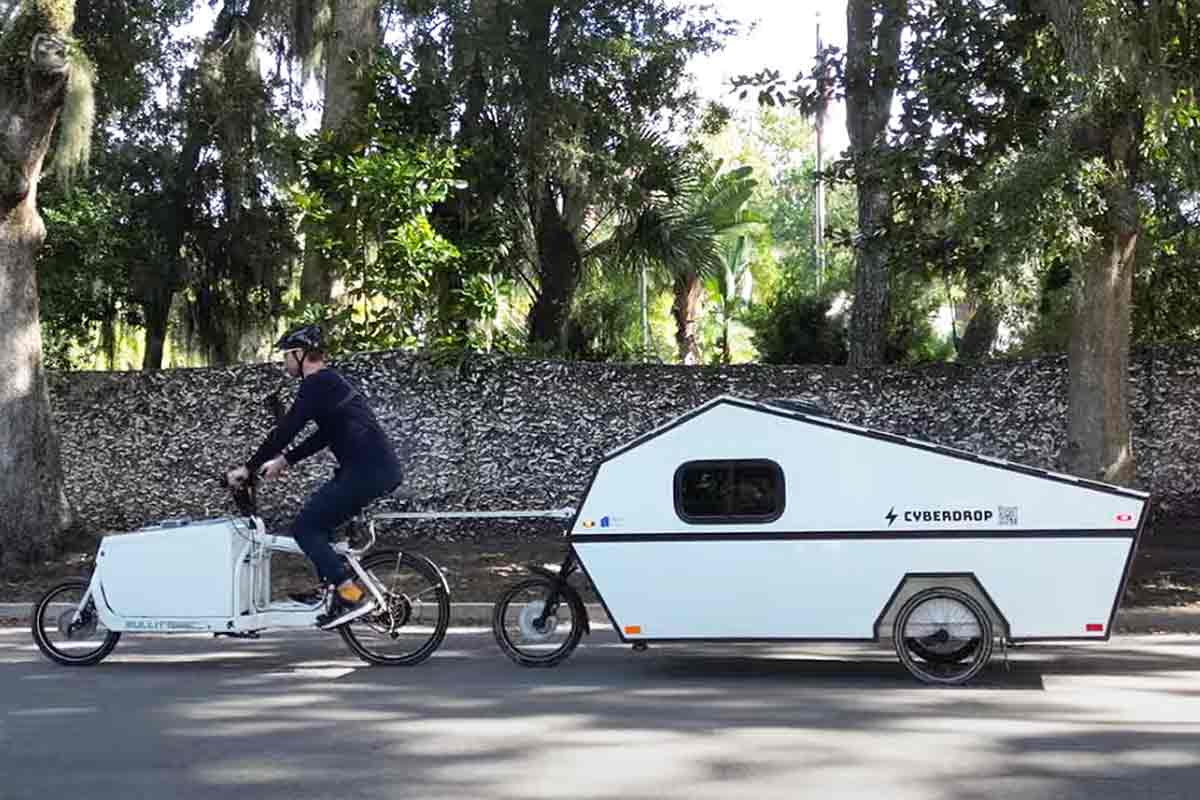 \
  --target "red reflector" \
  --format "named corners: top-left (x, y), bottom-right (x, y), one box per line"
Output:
top-left (1116, 513), bottom-right (1133, 522)
top-left (1086, 624), bottom-right (1104, 632)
